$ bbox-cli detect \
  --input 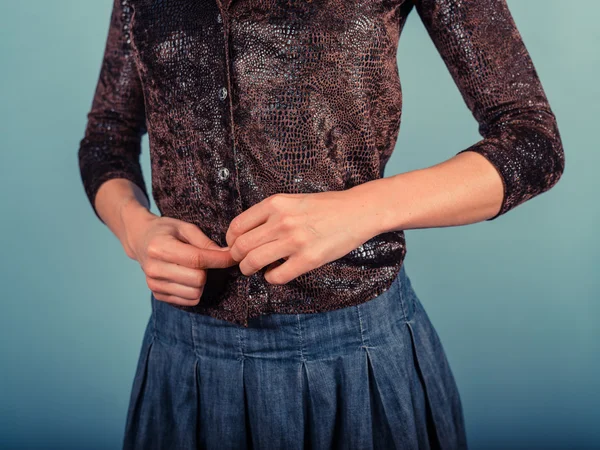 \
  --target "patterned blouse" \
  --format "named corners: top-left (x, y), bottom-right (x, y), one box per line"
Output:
top-left (78, 0), bottom-right (565, 327)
